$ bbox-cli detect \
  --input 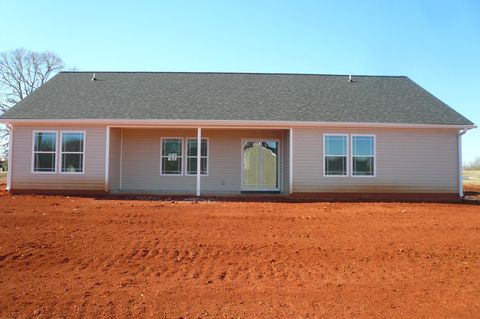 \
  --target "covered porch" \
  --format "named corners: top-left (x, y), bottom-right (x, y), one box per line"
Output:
top-left (106, 127), bottom-right (292, 195)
